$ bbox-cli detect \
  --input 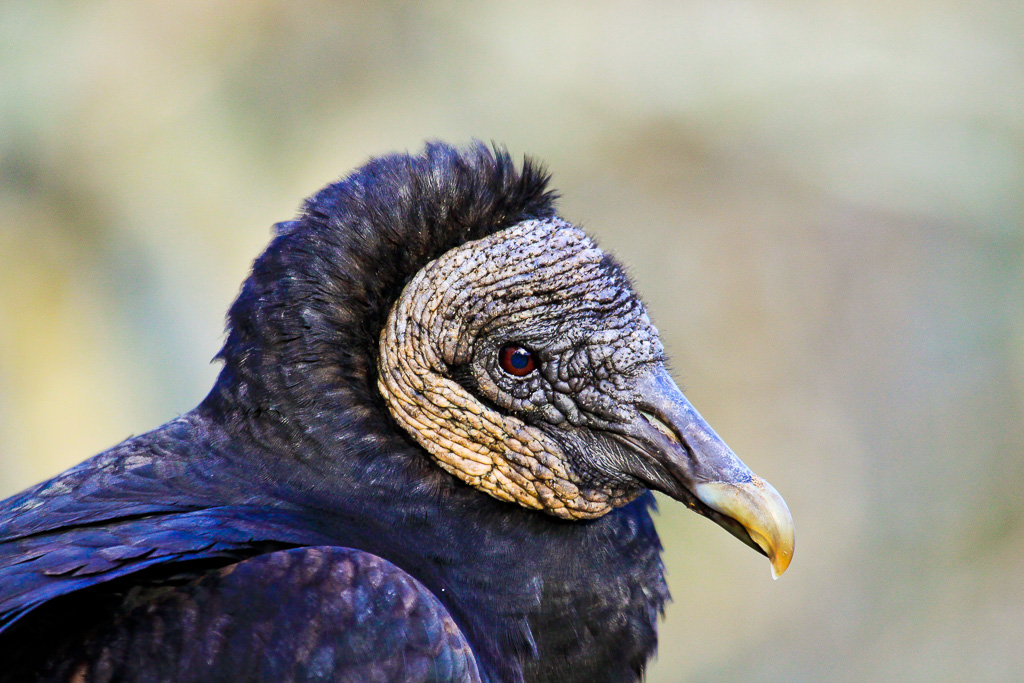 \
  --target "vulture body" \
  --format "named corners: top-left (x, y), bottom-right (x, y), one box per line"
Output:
top-left (0, 143), bottom-right (793, 682)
